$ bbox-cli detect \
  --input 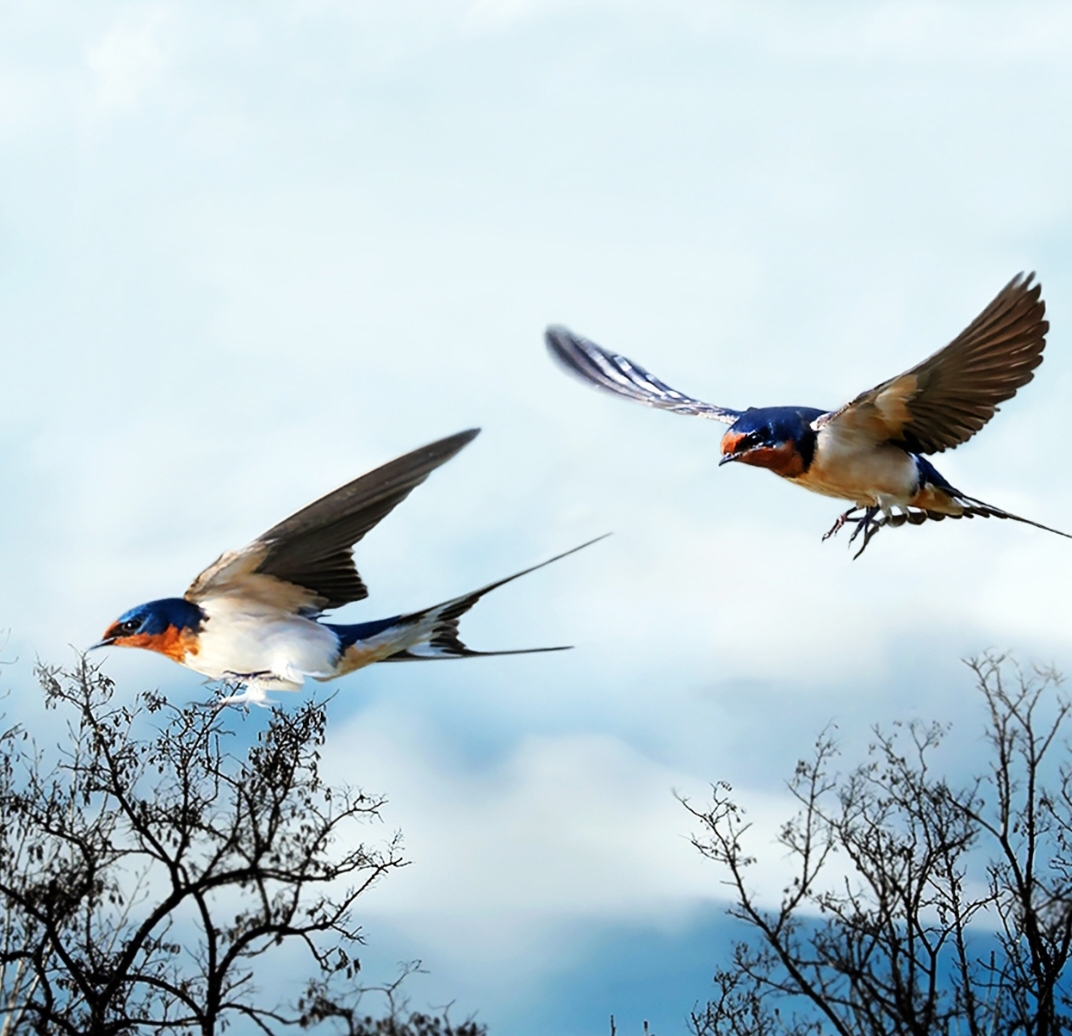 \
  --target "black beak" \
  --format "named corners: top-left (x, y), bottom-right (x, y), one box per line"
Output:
top-left (87, 638), bottom-right (115, 651)
top-left (719, 452), bottom-right (744, 466)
